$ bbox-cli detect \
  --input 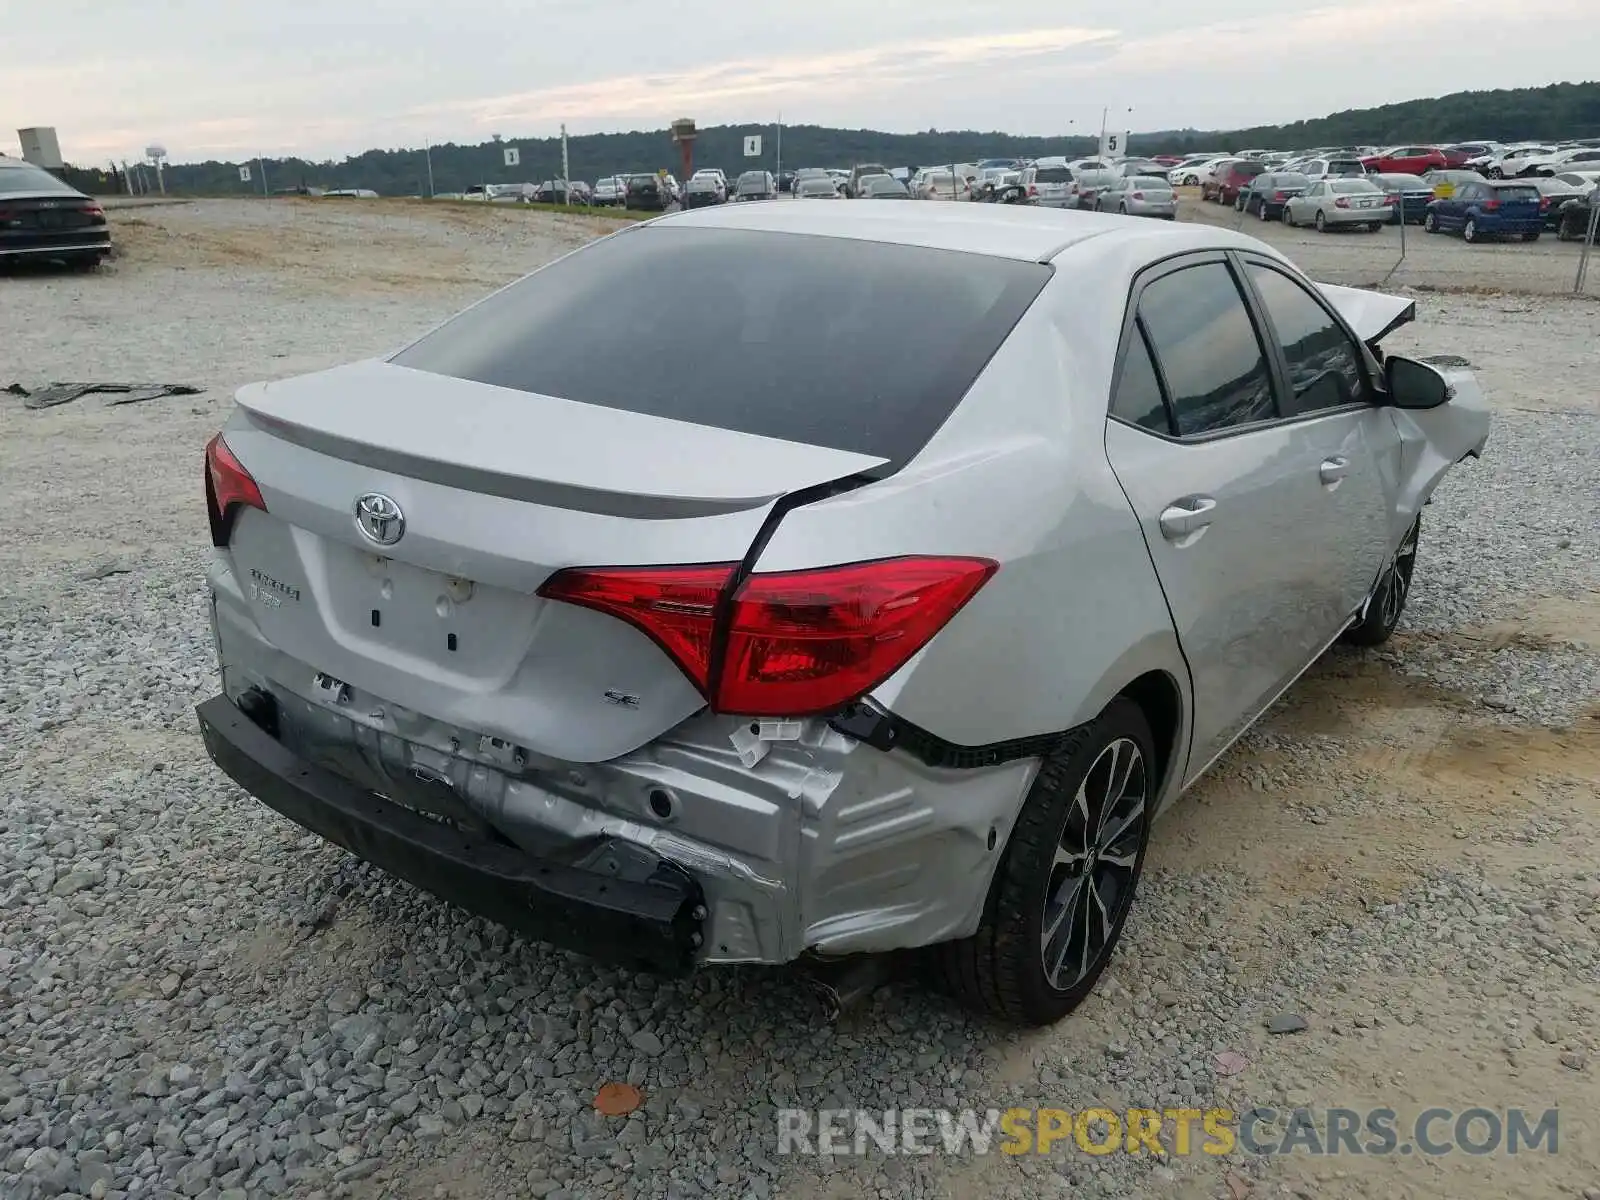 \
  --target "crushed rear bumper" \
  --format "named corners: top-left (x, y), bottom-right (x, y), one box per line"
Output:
top-left (195, 694), bottom-right (706, 975)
